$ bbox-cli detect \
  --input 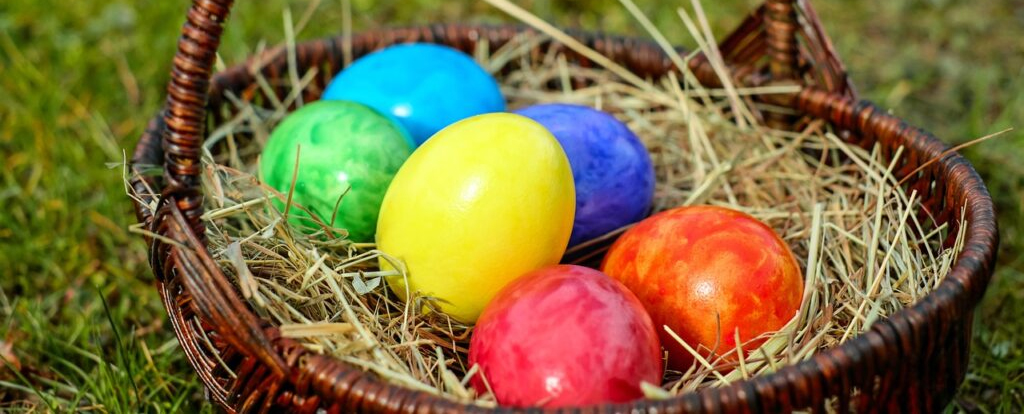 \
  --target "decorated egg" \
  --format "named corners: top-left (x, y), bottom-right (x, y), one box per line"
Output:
top-left (259, 100), bottom-right (412, 241)
top-left (376, 113), bottom-right (574, 323)
top-left (468, 265), bottom-right (662, 407)
top-left (601, 205), bottom-right (803, 369)
top-left (514, 104), bottom-right (654, 247)
top-left (322, 43), bottom-right (506, 146)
